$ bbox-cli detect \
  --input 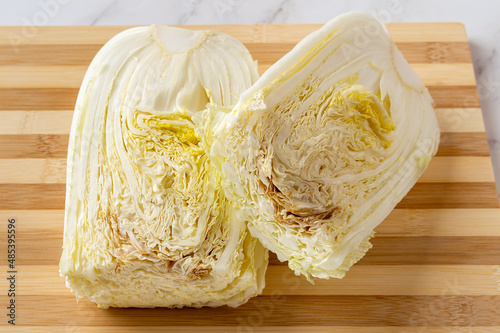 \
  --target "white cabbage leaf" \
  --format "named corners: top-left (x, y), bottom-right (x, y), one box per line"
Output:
top-left (59, 25), bottom-right (268, 308)
top-left (202, 12), bottom-right (440, 280)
